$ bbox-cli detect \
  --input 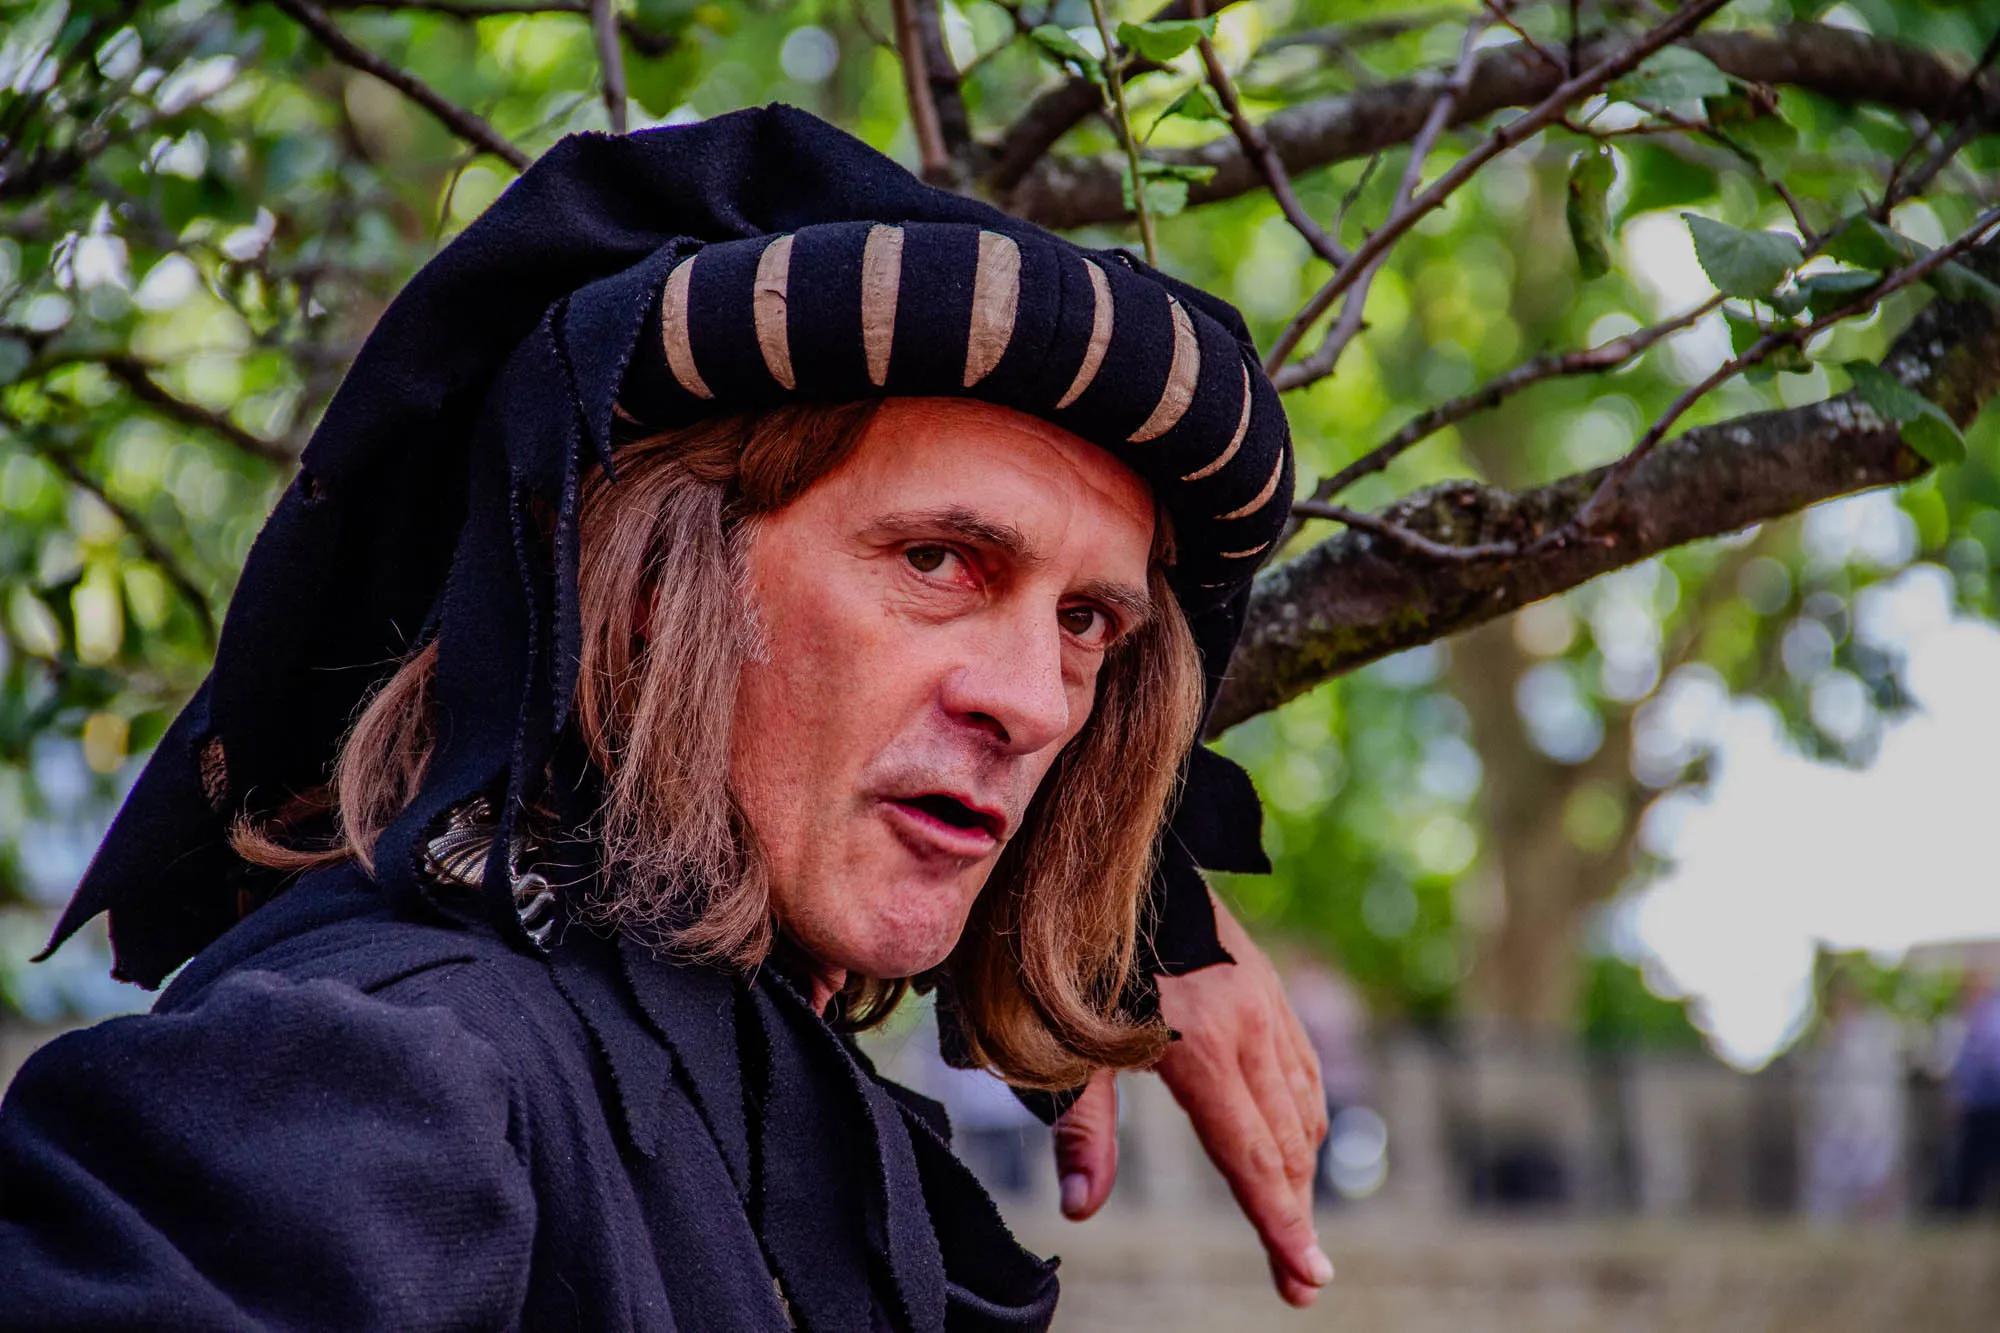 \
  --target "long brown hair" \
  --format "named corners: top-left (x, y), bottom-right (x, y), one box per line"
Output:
top-left (236, 401), bottom-right (1204, 1089)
